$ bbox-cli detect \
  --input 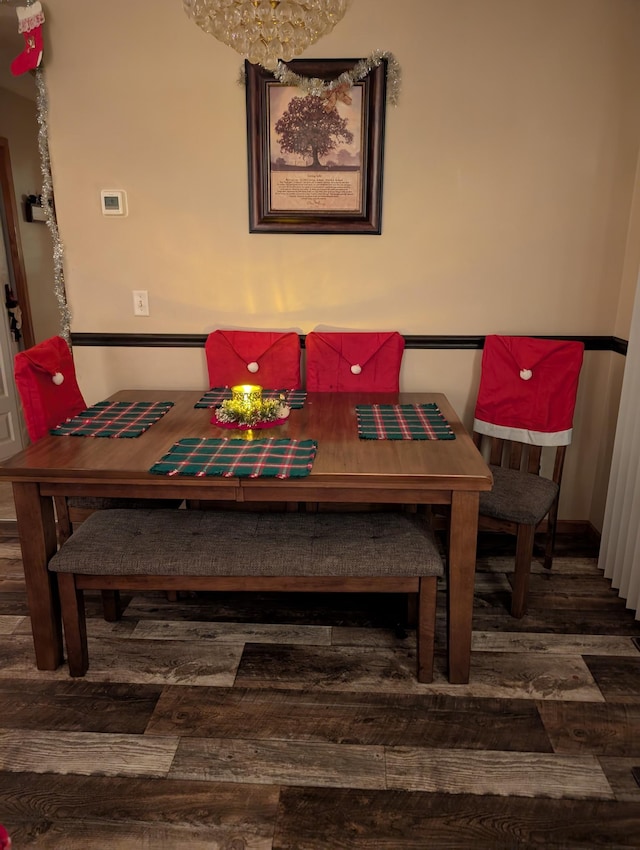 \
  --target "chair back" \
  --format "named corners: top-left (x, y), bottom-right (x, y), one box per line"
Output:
top-left (305, 331), bottom-right (405, 392)
top-left (205, 330), bottom-right (301, 389)
top-left (472, 429), bottom-right (567, 488)
top-left (14, 335), bottom-right (86, 442)
top-left (473, 335), bottom-right (584, 447)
